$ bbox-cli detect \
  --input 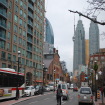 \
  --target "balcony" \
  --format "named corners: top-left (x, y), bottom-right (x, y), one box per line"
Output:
top-left (27, 30), bottom-right (33, 36)
top-left (27, 38), bottom-right (33, 44)
top-left (28, 3), bottom-right (34, 11)
top-left (28, 12), bottom-right (33, 19)
top-left (0, 11), bottom-right (7, 19)
top-left (28, 21), bottom-right (33, 27)
top-left (0, 34), bottom-right (6, 40)
top-left (27, 47), bottom-right (32, 52)
top-left (0, 0), bottom-right (8, 8)
top-left (0, 22), bottom-right (6, 30)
